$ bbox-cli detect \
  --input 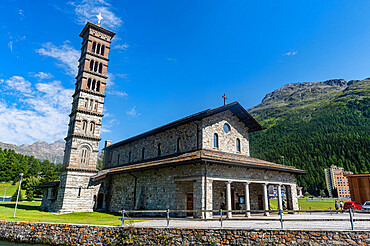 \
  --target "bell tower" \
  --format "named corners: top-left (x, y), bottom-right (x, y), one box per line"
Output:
top-left (54, 22), bottom-right (115, 212)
